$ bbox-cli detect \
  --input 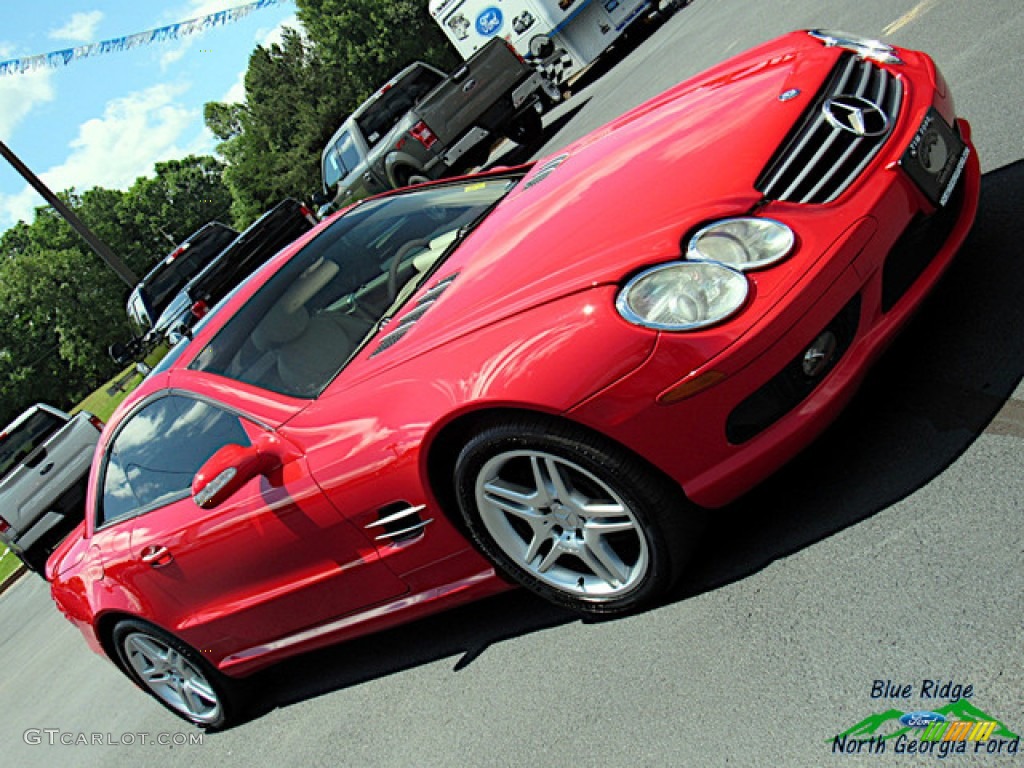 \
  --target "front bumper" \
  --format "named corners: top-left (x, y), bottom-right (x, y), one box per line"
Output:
top-left (569, 116), bottom-right (980, 508)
